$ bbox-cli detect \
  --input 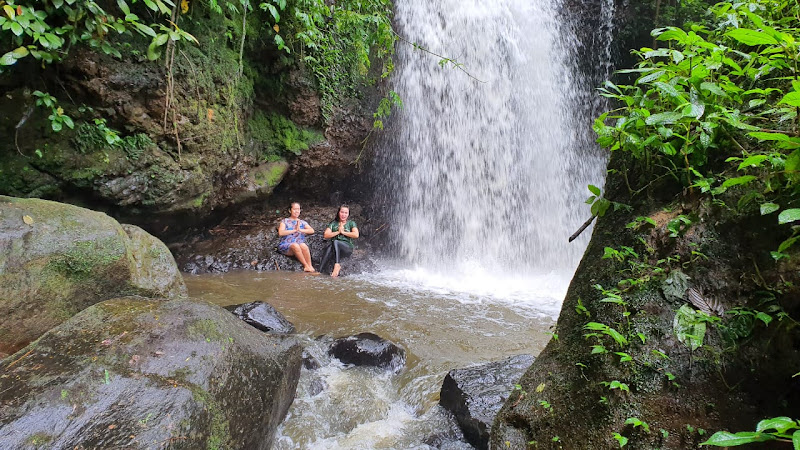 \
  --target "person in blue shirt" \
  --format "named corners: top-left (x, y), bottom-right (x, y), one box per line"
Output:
top-left (319, 205), bottom-right (359, 277)
top-left (277, 202), bottom-right (316, 272)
